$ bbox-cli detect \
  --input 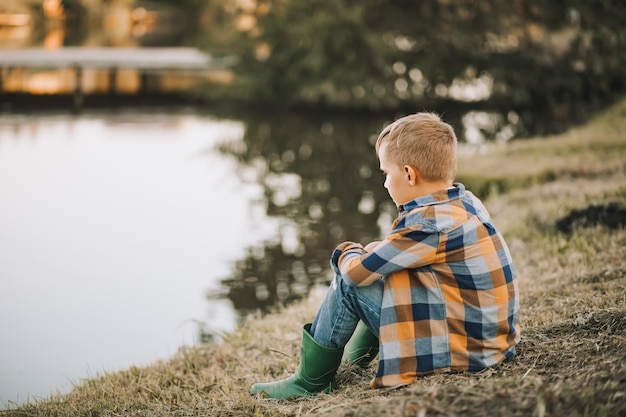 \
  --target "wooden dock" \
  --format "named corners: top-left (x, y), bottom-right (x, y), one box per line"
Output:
top-left (0, 47), bottom-right (231, 70)
top-left (0, 47), bottom-right (235, 109)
